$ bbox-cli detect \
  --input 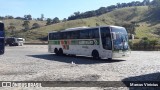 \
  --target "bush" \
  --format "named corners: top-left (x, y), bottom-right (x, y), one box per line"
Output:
top-left (129, 41), bottom-right (133, 49)
top-left (139, 39), bottom-right (150, 49)
top-left (32, 23), bottom-right (40, 29)
top-left (149, 39), bottom-right (159, 49)
top-left (132, 42), bottom-right (140, 50)
top-left (131, 37), bottom-right (159, 50)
